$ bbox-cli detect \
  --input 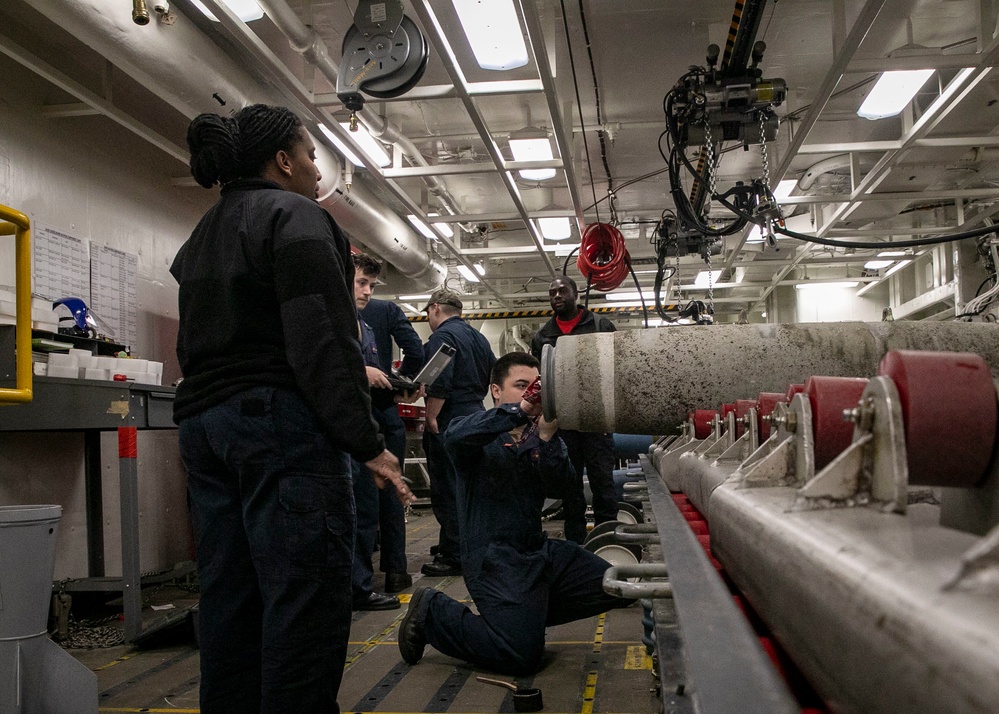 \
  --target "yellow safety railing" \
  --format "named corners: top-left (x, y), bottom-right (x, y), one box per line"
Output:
top-left (0, 203), bottom-right (32, 403)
